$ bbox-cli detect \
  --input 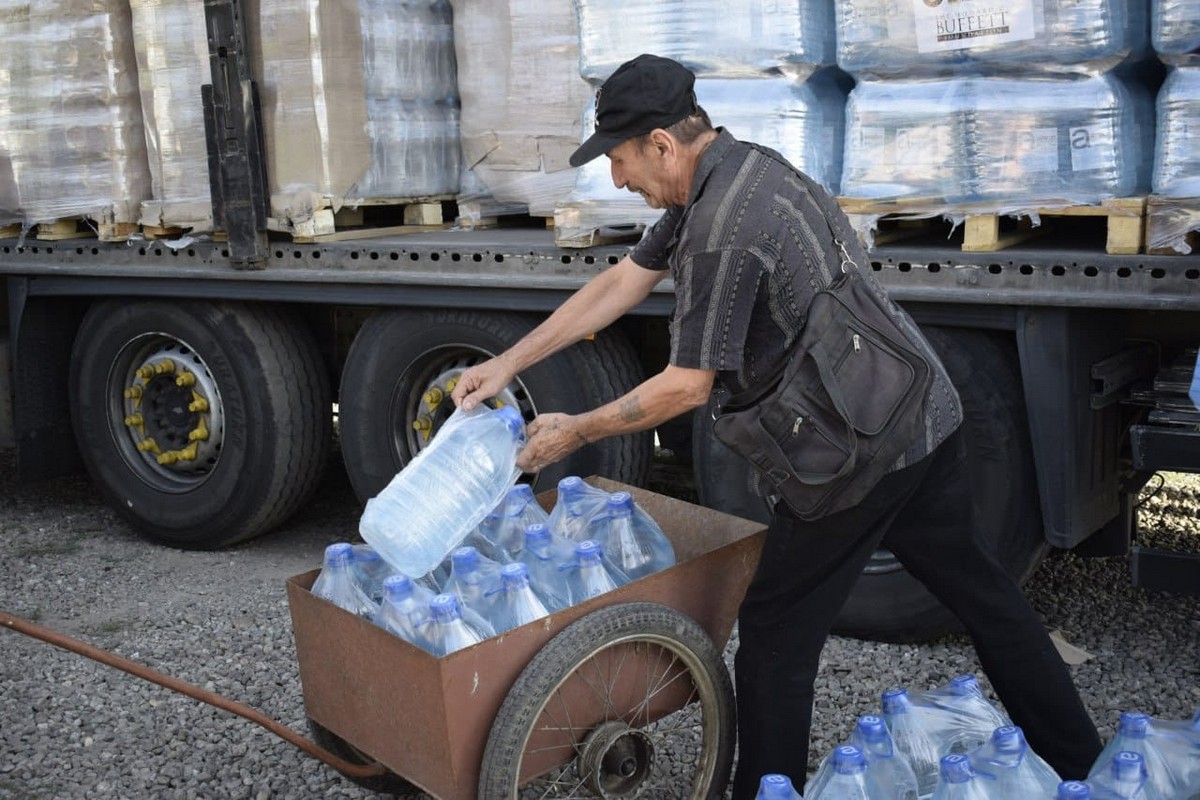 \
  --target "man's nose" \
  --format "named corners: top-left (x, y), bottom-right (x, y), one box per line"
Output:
top-left (610, 163), bottom-right (625, 190)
